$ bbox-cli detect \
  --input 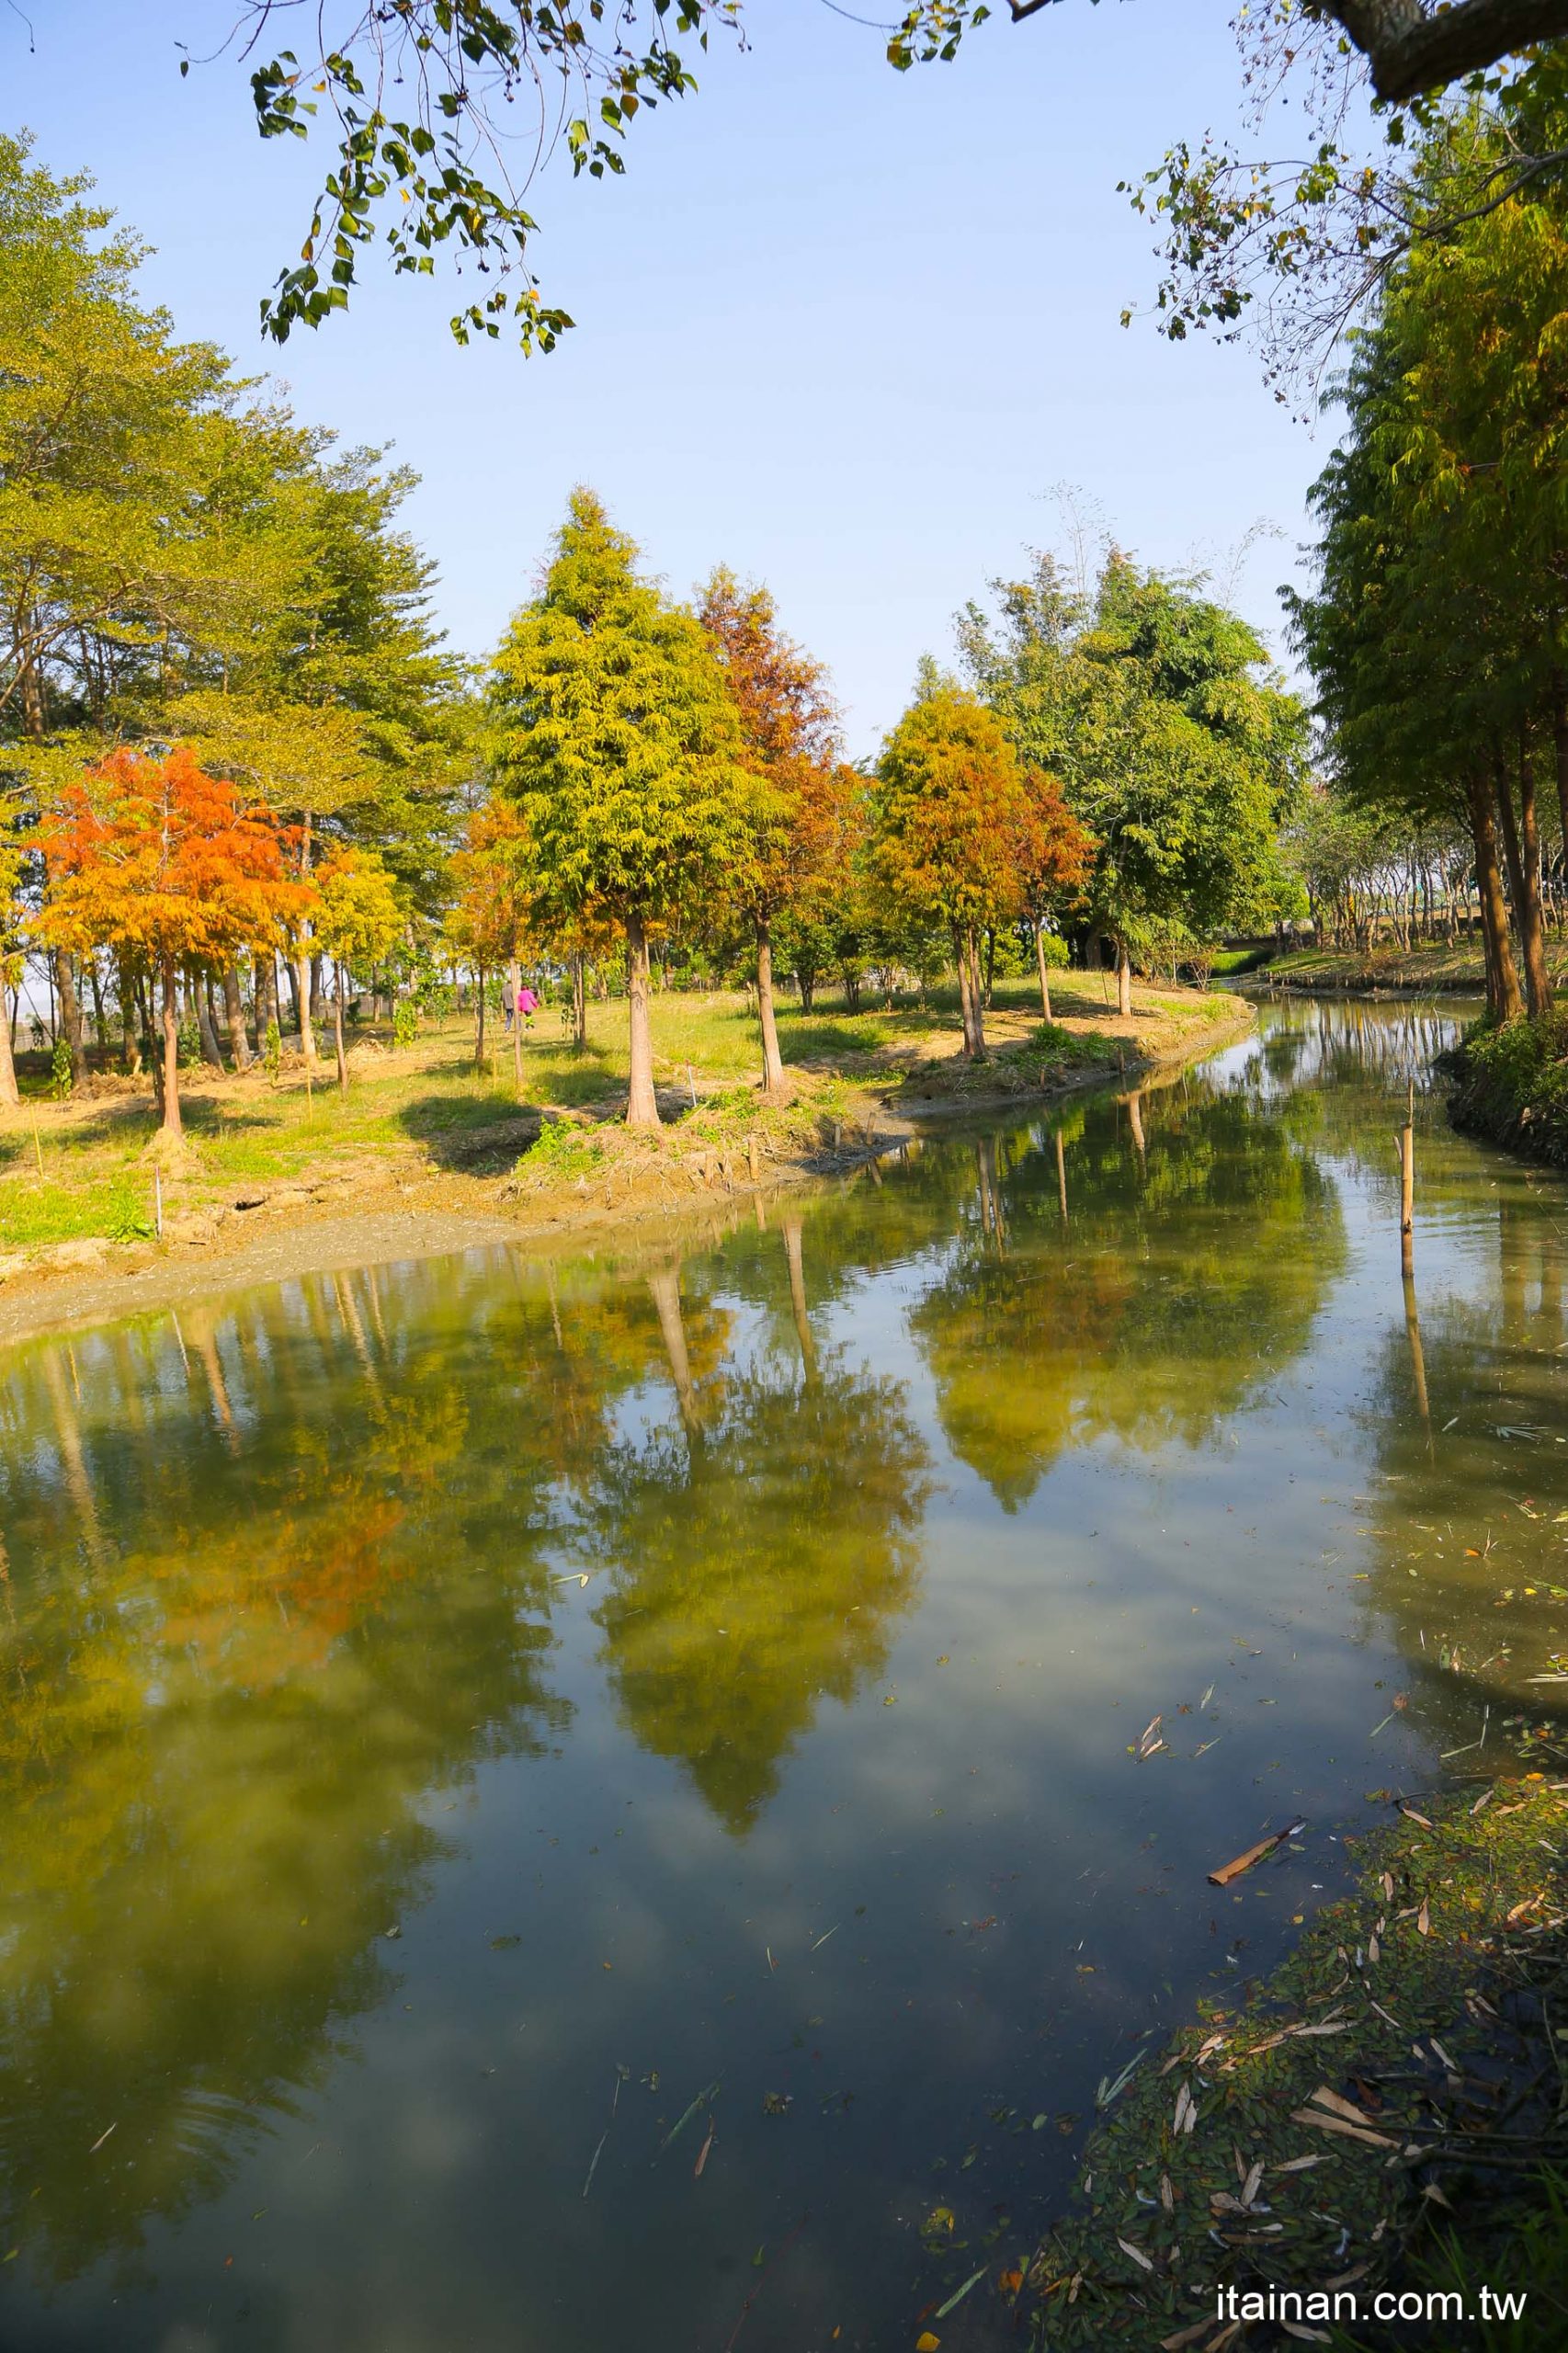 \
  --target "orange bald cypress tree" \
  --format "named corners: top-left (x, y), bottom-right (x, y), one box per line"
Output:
top-left (38, 746), bottom-right (310, 1141)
